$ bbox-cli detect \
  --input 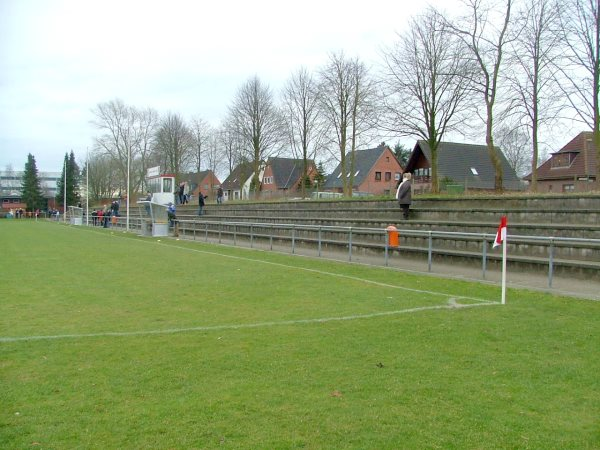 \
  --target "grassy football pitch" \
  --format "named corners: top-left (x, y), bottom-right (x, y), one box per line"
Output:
top-left (1, 220), bottom-right (599, 448)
